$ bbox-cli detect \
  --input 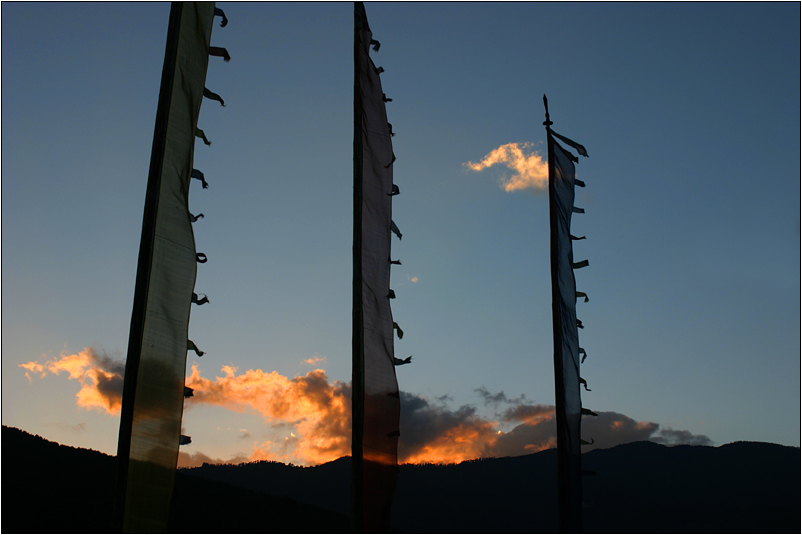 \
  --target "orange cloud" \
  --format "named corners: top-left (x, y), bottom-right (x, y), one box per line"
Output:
top-left (303, 355), bottom-right (327, 366)
top-left (19, 361), bottom-right (45, 381)
top-left (464, 142), bottom-right (549, 191)
top-left (185, 365), bottom-right (351, 466)
top-left (398, 394), bottom-right (557, 464)
top-left (18, 347), bottom-right (124, 414)
top-left (22, 350), bottom-right (712, 466)
top-left (402, 419), bottom-right (500, 465)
